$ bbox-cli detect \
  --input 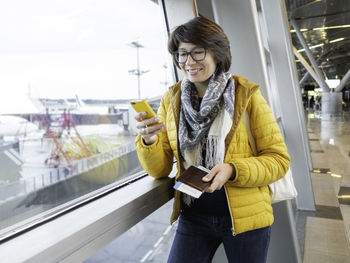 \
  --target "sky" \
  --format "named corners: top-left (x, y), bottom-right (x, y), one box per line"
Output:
top-left (0, 0), bottom-right (174, 102)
